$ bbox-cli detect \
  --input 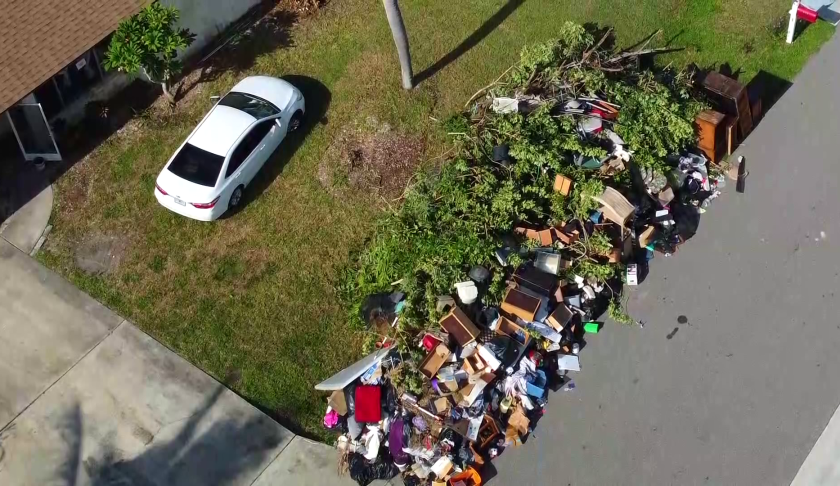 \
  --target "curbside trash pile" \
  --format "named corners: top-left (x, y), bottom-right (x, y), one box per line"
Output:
top-left (317, 22), bottom-right (756, 486)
